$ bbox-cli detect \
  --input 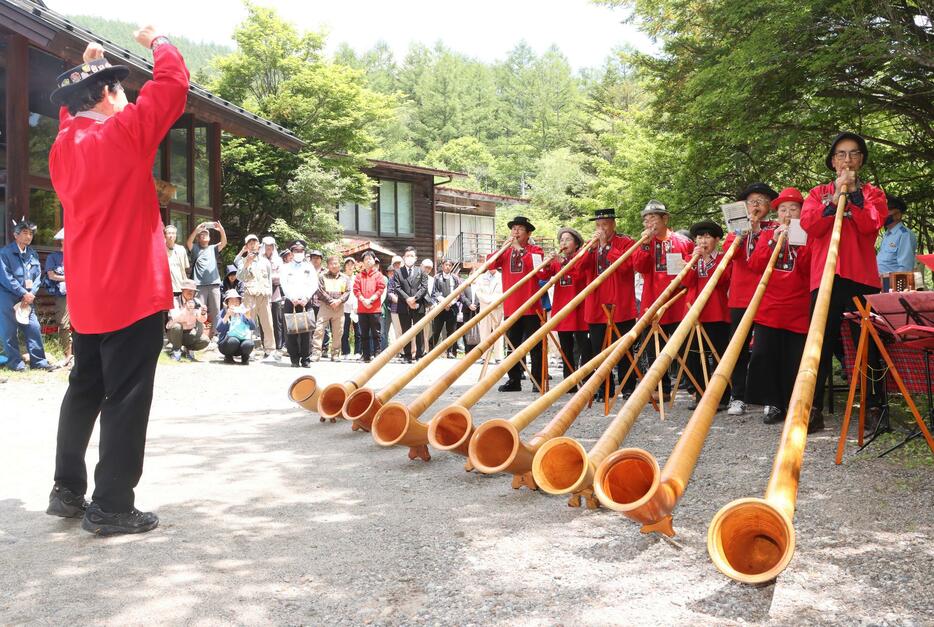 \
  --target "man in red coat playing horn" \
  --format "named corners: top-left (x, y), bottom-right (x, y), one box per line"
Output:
top-left (46, 28), bottom-right (190, 535)
top-left (577, 208), bottom-right (638, 401)
top-left (632, 200), bottom-right (694, 400)
top-left (488, 216), bottom-right (544, 392)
